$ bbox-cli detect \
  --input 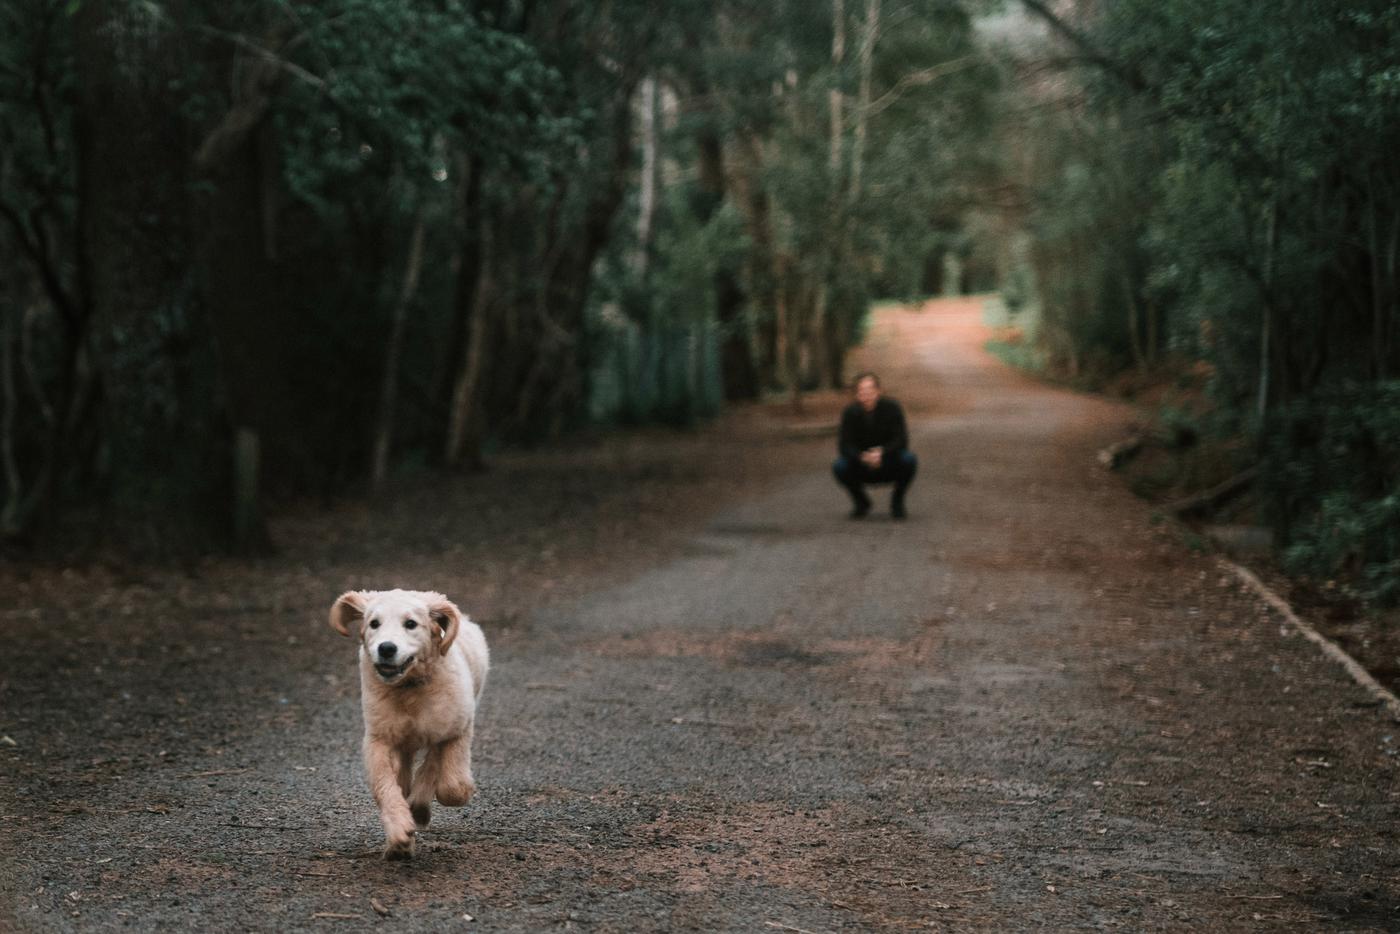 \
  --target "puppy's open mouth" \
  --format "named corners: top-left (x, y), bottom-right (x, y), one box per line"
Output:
top-left (374, 657), bottom-right (415, 681)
